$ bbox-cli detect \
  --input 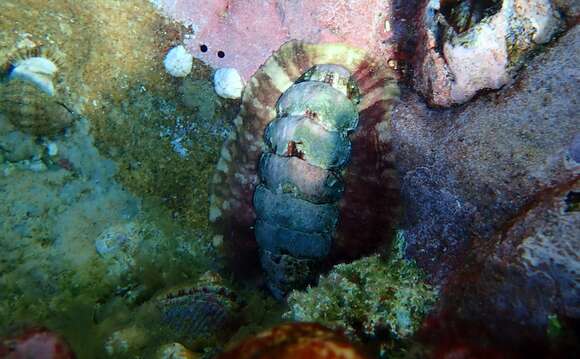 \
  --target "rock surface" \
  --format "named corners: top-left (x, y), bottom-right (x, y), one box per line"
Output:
top-left (413, 0), bottom-right (563, 106)
top-left (151, 0), bottom-right (411, 80)
top-left (442, 181), bottom-right (579, 341)
top-left (392, 23), bottom-right (579, 348)
top-left (393, 24), bottom-right (579, 281)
